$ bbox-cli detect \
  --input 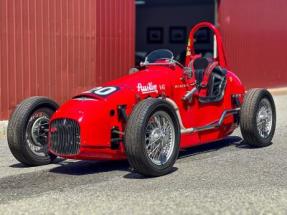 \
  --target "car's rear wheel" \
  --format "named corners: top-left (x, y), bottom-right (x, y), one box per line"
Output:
top-left (240, 89), bottom-right (276, 147)
top-left (7, 97), bottom-right (59, 166)
top-left (125, 98), bottom-right (180, 177)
